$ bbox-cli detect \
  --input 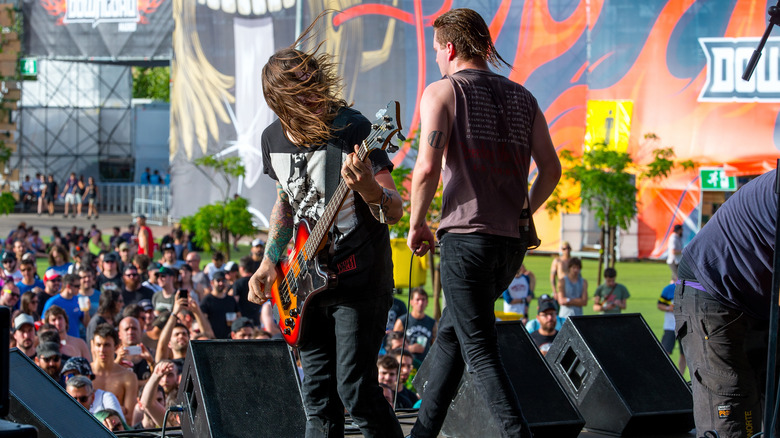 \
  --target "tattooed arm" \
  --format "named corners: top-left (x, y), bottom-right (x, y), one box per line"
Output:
top-left (408, 79), bottom-right (453, 255)
top-left (248, 183), bottom-right (294, 303)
